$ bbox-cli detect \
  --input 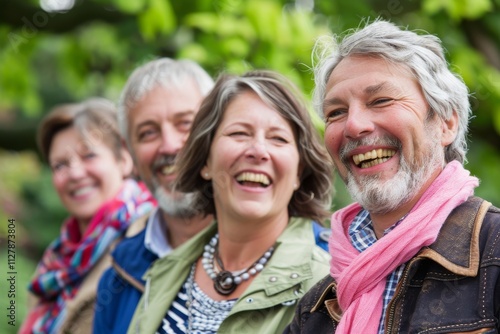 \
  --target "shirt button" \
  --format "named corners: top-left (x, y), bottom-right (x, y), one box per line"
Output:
top-left (290, 273), bottom-right (299, 279)
top-left (245, 297), bottom-right (254, 303)
top-left (269, 276), bottom-right (278, 282)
